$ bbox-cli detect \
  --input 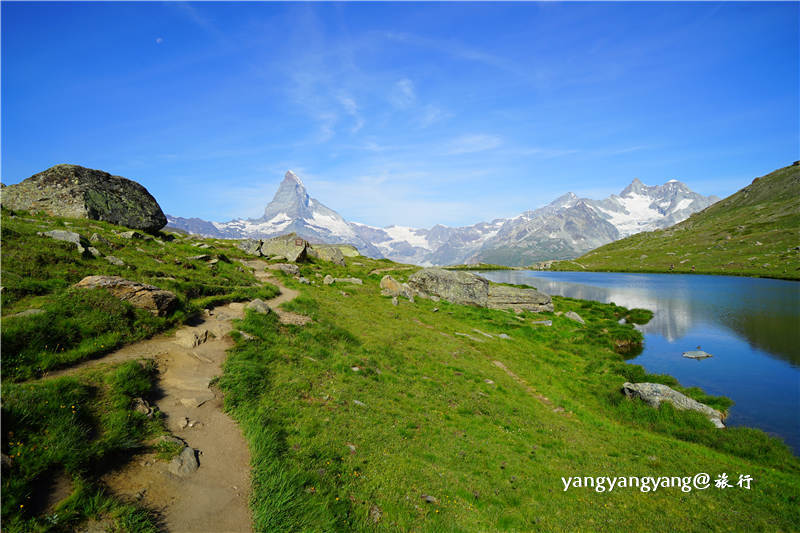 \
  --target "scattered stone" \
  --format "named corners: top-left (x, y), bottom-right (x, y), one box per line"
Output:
top-left (246, 299), bottom-right (271, 314)
top-left (498, 333), bottom-right (511, 339)
top-left (345, 443), bottom-right (357, 453)
top-left (488, 285), bottom-right (553, 313)
top-left (484, 379), bottom-right (494, 384)
top-left (622, 382), bottom-right (725, 428)
top-left (353, 399), bottom-right (366, 407)
top-left (132, 397), bottom-right (153, 417)
top-left (391, 296), bottom-right (398, 306)
top-left (323, 275), bottom-right (335, 285)
top-left (308, 245), bottom-right (346, 266)
top-left (380, 275), bottom-right (404, 296)
top-left (298, 277), bottom-right (310, 284)
top-left (682, 350), bottom-right (713, 360)
top-left (454, 332), bottom-right (483, 342)
top-left (73, 276), bottom-right (177, 315)
top-left (87, 246), bottom-right (102, 257)
top-left (273, 263), bottom-right (300, 276)
top-left (369, 504), bottom-right (382, 523)
top-left (239, 331), bottom-right (255, 341)
top-left (237, 239), bottom-right (262, 256)
top-left (175, 329), bottom-right (209, 349)
top-left (5, 308), bottom-right (45, 319)
top-left (334, 277), bottom-right (362, 285)
top-left (40, 229), bottom-right (89, 254)
top-left (89, 232), bottom-right (110, 245)
top-left (168, 447), bottom-right (199, 476)
top-left (187, 254), bottom-right (211, 261)
top-left (178, 417), bottom-right (190, 430)
top-left (564, 311), bottom-right (585, 324)
top-left (1, 164), bottom-right (167, 231)
top-left (430, 295), bottom-right (440, 302)
top-left (351, 366), bottom-right (361, 372)
top-left (432, 307), bottom-right (439, 312)
top-left (421, 494), bottom-right (438, 504)
top-left (473, 328), bottom-right (494, 338)
top-left (119, 230), bottom-right (145, 239)
top-left (531, 319), bottom-right (551, 326)
top-left (105, 255), bottom-right (125, 266)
